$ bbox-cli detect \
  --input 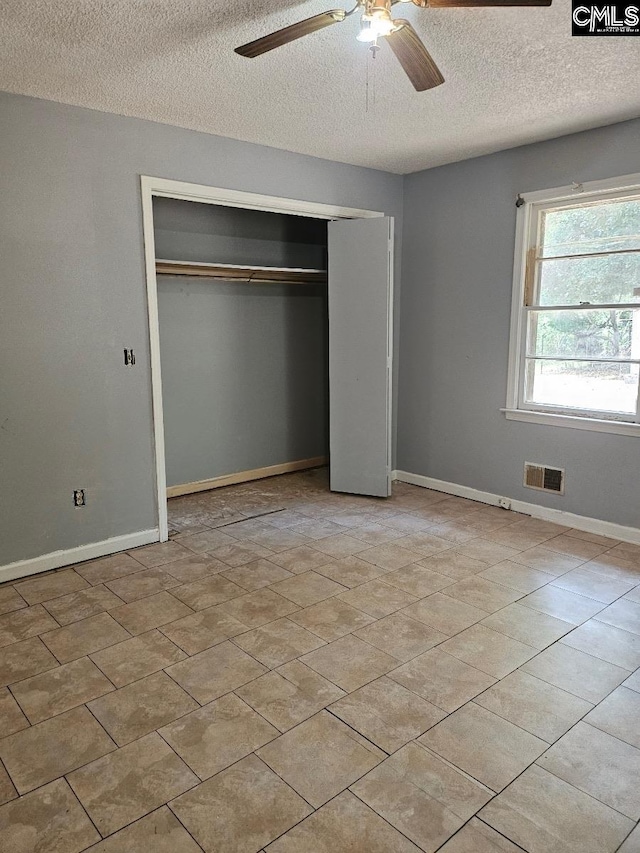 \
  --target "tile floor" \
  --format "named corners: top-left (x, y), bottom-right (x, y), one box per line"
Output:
top-left (1, 469), bottom-right (640, 851)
